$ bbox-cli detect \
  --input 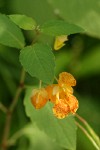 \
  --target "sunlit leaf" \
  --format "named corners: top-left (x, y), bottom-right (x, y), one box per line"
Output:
top-left (9, 14), bottom-right (36, 30)
top-left (41, 20), bottom-right (84, 36)
top-left (0, 14), bottom-right (25, 48)
top-left (14, 124), bottom-right (62, 150)
top-left (49, 0), bottom-right (100, 38)
top-left (9, 0), bottom-right (56, 24)
top-left (20, 43), bottom-right (55, 84)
